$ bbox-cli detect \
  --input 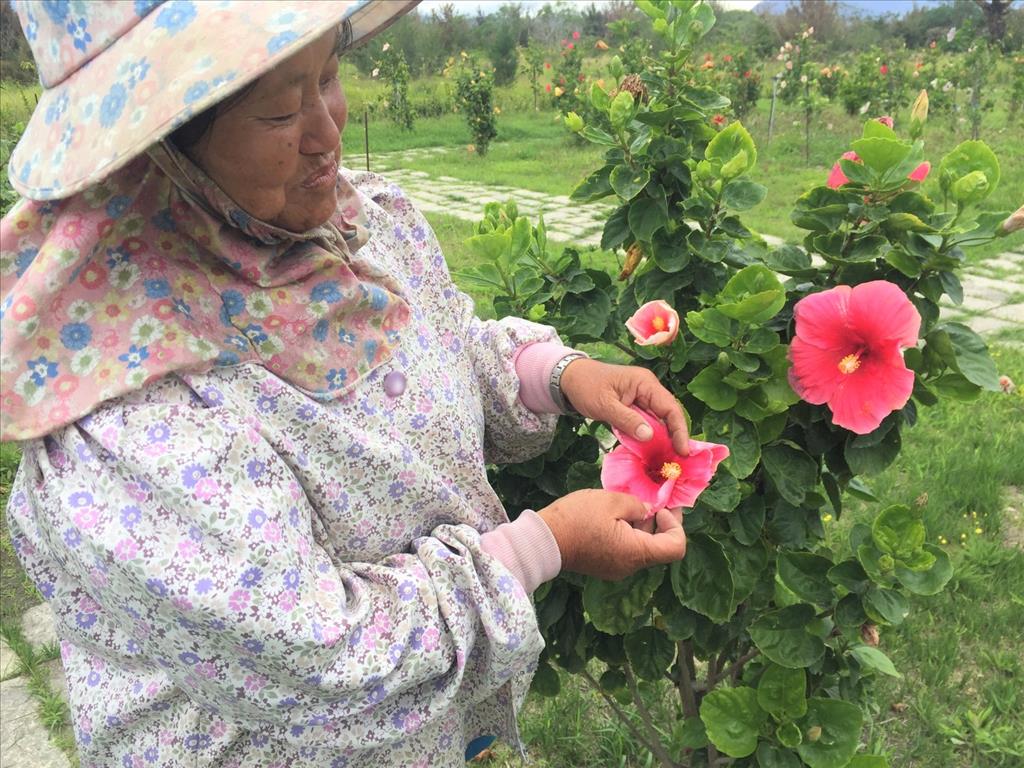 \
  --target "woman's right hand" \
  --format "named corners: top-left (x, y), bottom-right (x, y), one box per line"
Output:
top-left (537, 489), bottom-right (687, 581)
